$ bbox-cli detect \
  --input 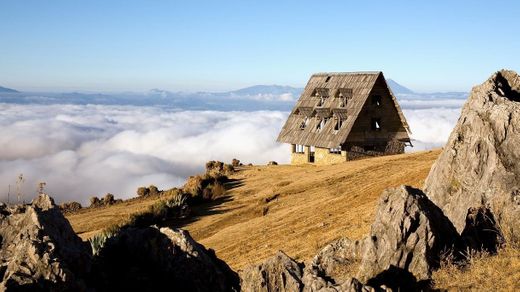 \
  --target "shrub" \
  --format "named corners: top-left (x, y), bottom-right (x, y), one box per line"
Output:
top-left (223, 164), bottom-right (234, 174)
top-left (137, 187), bottom-right (149, 197)
top-left (161, 187), bottom-right (181, 198)
top-left (104, 193), bottom-right (115, 205)
top-left (211, 182), bottom-right (226, 199)
top-left (90, 196), bottom-right (102, 208)
top-left (127, 193), bottom-right (189, 228)
top-left (206, 160), bottom-right (224, 173)
top-left (267, 161), bottom-right (278, 166)
top-left (60, 201), bottom-right (82, 212)
top-left (149, 185), bottom-right (160, 196)
top-left (231, 158), bottom-right (241, 167)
